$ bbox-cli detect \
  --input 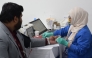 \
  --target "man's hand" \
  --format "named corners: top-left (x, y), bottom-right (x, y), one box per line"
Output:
top-left (49, 36), bottom-right (58, 44)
